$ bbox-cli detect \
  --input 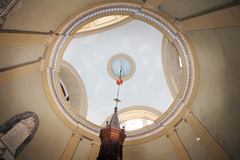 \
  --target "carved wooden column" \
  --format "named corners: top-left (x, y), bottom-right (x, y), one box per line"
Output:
top-left (60, 131), bottom-right (83, 160)
top-left (166, 127), bottom-right (191, 160)
top-left (0, 60), bottom-right (43, 86)
top-left (183, 110), bottom-right (232, 160)
top-left (88, 141), bottom-right (100, 160)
